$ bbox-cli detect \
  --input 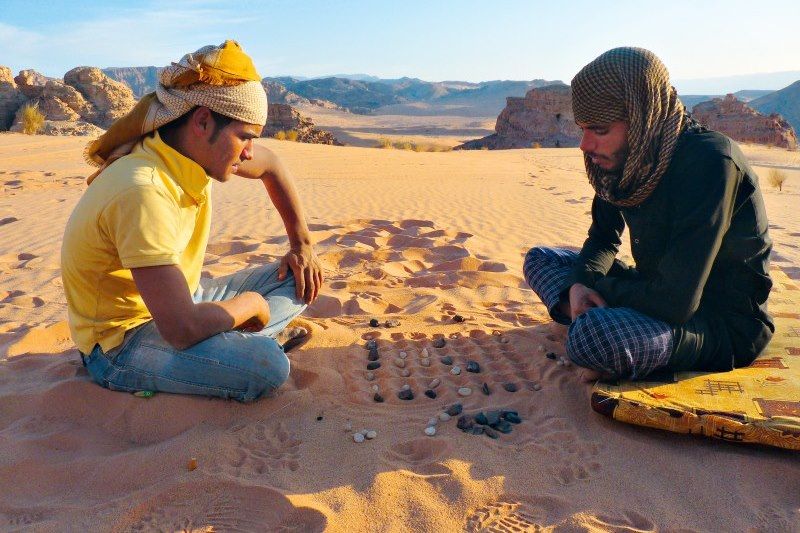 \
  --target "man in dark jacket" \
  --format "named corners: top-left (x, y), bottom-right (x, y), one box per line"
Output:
top-left (524, 47), bottom-right (774, 380)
